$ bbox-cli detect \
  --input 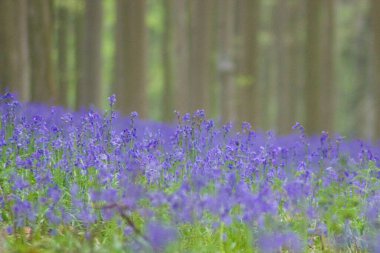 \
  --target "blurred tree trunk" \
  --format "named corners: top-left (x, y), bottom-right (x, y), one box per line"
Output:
top-left (208, 3), bottom-right (219, 117)
top-left (352, 6), bottom-right (371, 138)
top-left (320, 0), bottom-right (336, 133)
top-left (373, 0), bottom-right (380, 139)
top-left (235, 0), bottom-right (260, 126)
top-left (188, 0), bottom-right (215, 114)
top-left (0, 0), bottom-right (30, 101)
top-left (74, 2), bottom-right (84, 109)
top-left (28, 0), bottom-right (56, 103)
top-left (0, 6), bottom-right (4, 92)
top-left (161, 0), bottom-right (174, 121)
top-left (56, 4), bottom-right (69, 107)
top-left (274, 0), bottom-right (293, 134)
top-left (287, 0), bottom-right (303, 132)
top-left (258, 1), bottom-right (272, 130)
top-left (0, 1), bottom-right (11, 92)
top-left (173, 0), bottom-right (190, 115)
top-left (77, 0), bottom-right (102, 109)
top-left (114, 0), bottom-right (147, 116)
top-left (218, 0), bottom-right (236, 123)
top-left (304, 0), bottom-right (322, 134)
